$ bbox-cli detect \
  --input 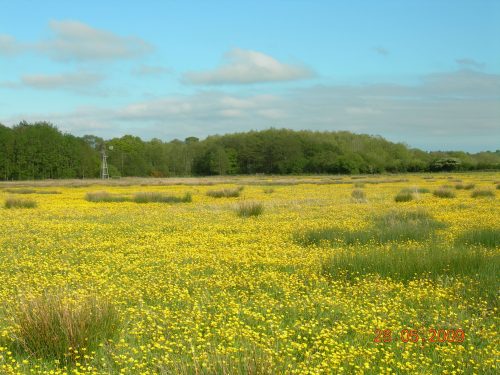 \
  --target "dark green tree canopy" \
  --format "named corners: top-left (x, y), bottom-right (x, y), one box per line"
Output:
top-left (0, 122), bottom-right (498, 180)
